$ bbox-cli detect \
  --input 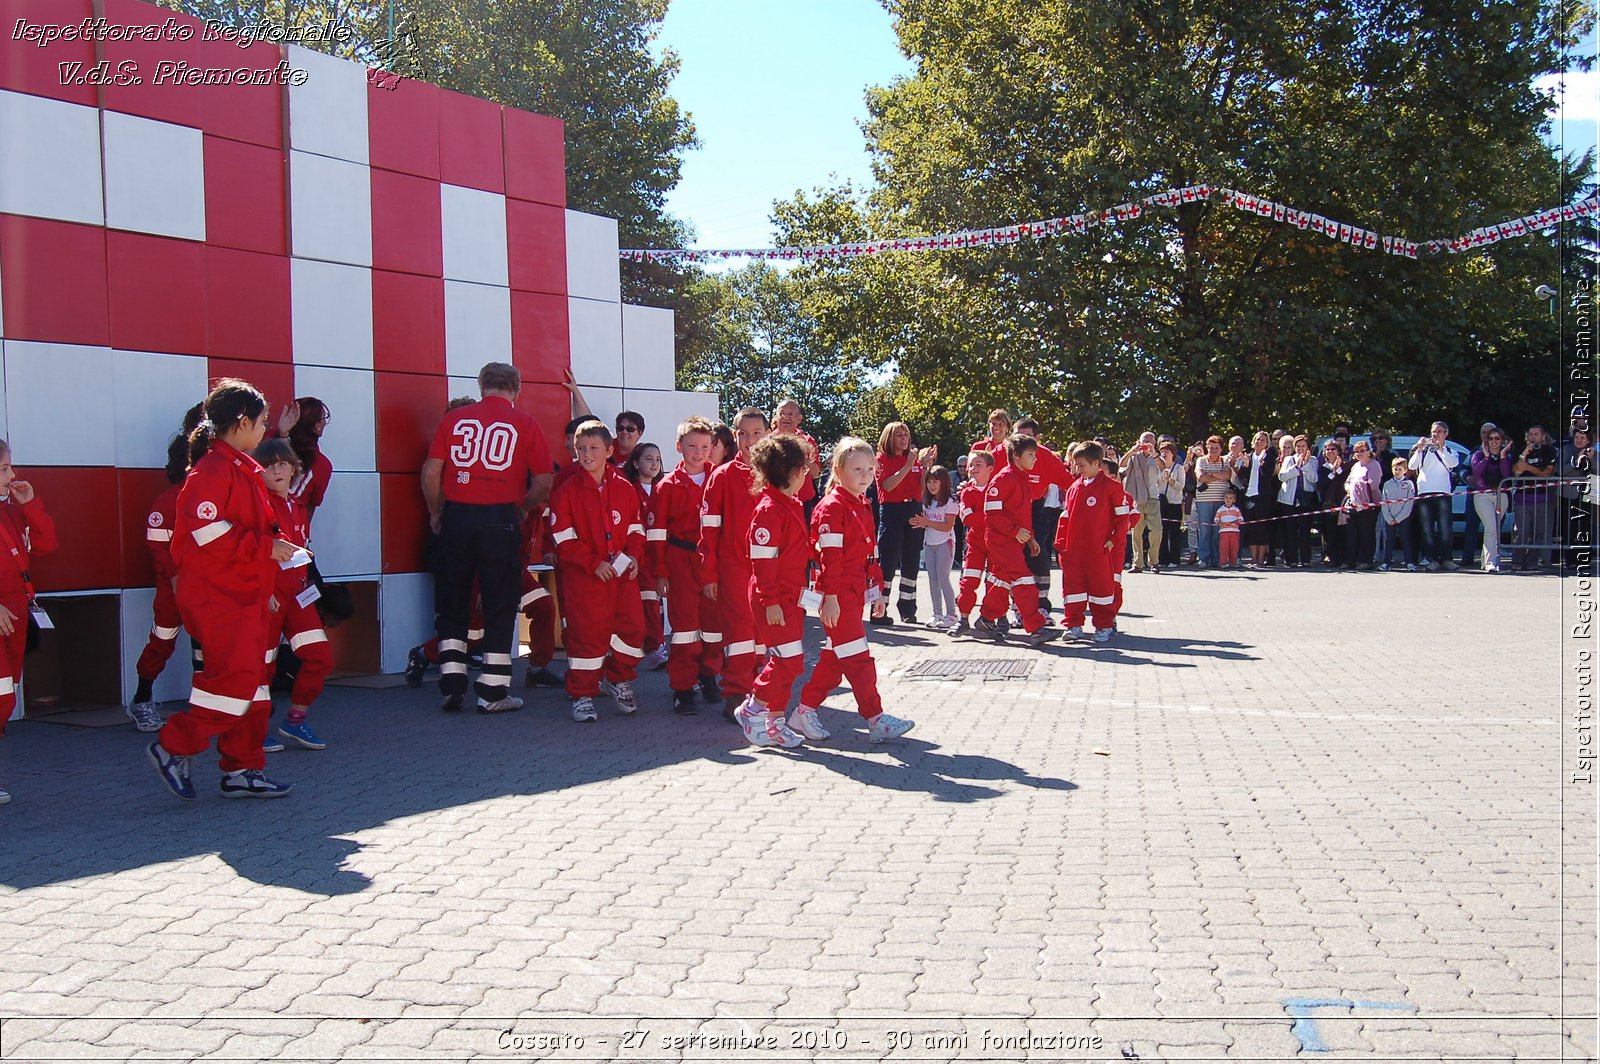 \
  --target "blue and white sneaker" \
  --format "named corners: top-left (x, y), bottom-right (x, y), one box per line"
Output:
top-left (262, 732), bottom-right (285, 754)
top-left (147, 741), bottom-right (195, 801)
top-left (1094, 627), bottom-right (1113, 644)
top-left (1066, 626), bottom-right (1085, 640)
top-left (278, 721), bottom-right (326, 750)
top-left (219, 770), bottom-right (291, 799)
